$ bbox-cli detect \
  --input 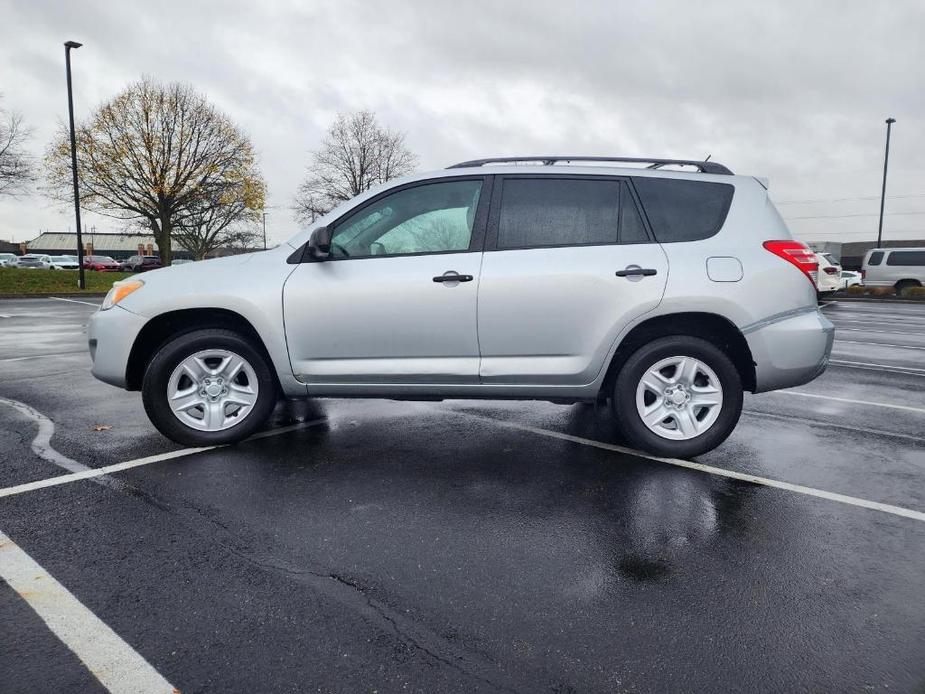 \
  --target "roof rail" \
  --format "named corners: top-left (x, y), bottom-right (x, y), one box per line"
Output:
top-left (447, 156), bottom-right (733, 175)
